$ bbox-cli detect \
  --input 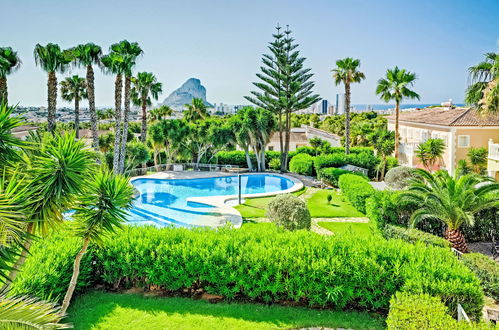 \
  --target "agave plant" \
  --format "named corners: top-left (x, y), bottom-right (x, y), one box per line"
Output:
top-left (400, 169), bottom-right (499, 252)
